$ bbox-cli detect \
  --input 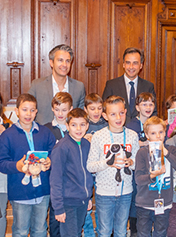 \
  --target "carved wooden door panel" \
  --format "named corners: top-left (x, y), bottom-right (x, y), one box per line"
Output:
top-left (157, 23), bottom-right (176, 119)
top-left (32, 0), bottom-right (76, 80)
top-left (109, 1), bottom-right (151, 82)
top-left (0, 0), bottom-right (31, 105)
